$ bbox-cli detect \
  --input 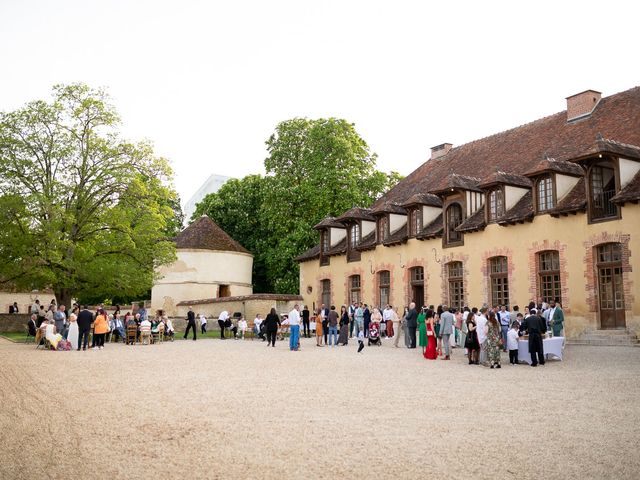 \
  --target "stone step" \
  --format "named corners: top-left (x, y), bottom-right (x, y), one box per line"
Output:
top-left (567, 337), bottom-right (639, 346)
